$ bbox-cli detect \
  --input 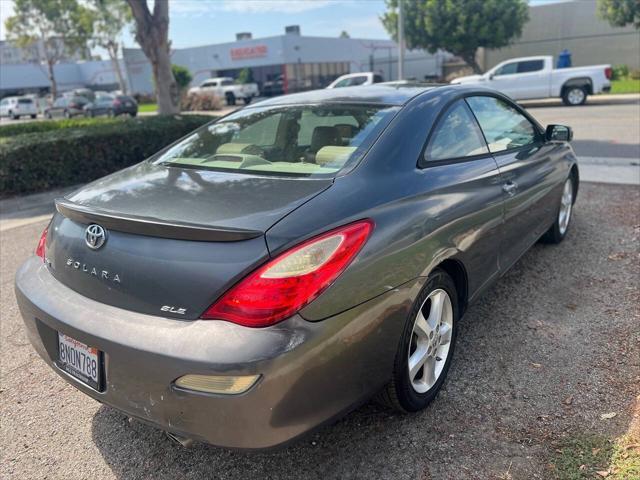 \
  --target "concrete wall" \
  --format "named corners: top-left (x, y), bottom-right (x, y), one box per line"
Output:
top-left (484, 0), bottom-right (640, 71)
